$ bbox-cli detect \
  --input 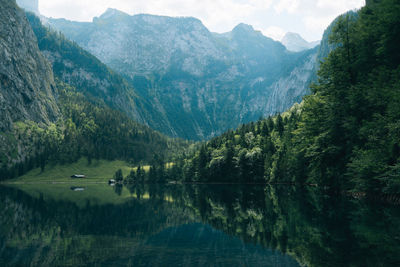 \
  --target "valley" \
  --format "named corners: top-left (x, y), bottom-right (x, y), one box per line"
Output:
top-left (46, 9), bottom-right (322, 140)
top-left (1, 0), bottom-right (400, 266)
